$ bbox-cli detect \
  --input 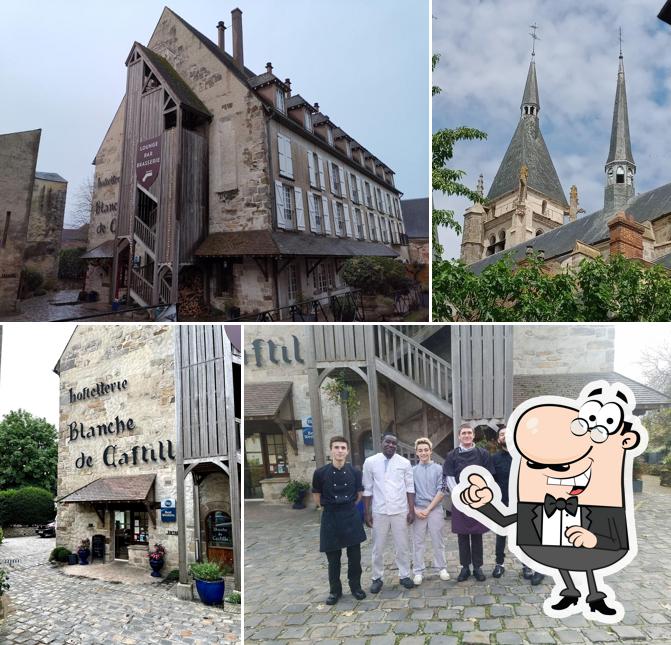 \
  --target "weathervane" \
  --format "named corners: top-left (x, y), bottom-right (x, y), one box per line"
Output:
top-left (529, 23), bottom-right (540, 56)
